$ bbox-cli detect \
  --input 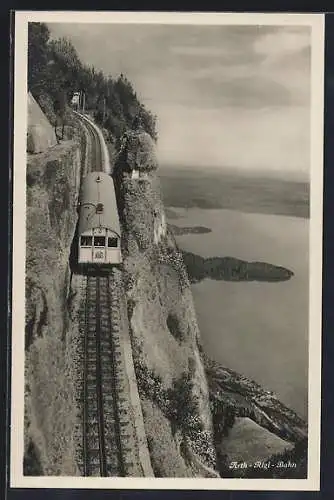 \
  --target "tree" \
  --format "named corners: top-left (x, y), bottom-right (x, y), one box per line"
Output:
top-left (53, 89), bottom-right (67, 140)
top-left (47, 37), bottom-right (82, 97)
top-left (27, 23), bottom-right (158, 146)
